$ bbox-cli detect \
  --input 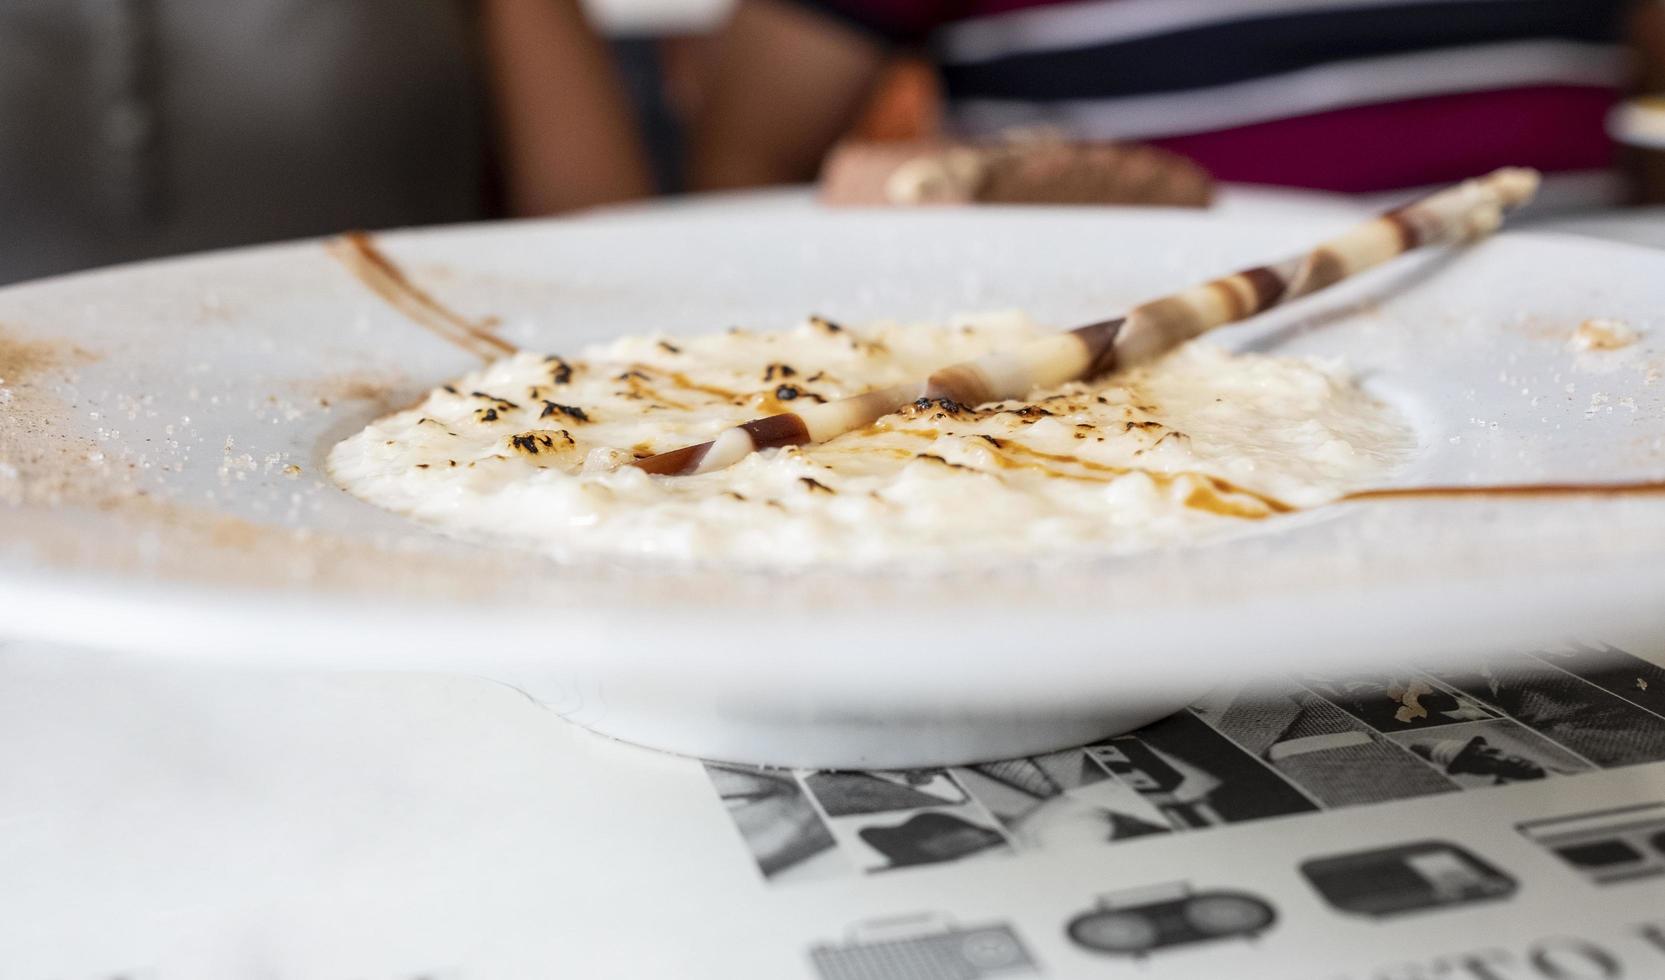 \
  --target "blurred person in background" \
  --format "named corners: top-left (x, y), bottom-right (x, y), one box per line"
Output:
top-left (693, 0), bottom-right (1660, 205)
top-left (0, 0), bottom-right (651, 285)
